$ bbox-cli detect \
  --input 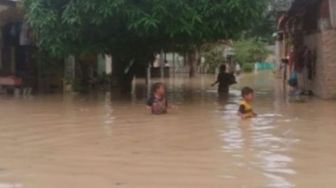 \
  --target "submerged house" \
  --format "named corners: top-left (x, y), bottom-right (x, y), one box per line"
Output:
top-left (277, 0), bottom-right (336, 99)
top-left (0, 1), bottom-right (25, 83)
top-left (0, 1), bottom-right (112, 93)
top-left (0, 0), bottom-right (71, 94)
